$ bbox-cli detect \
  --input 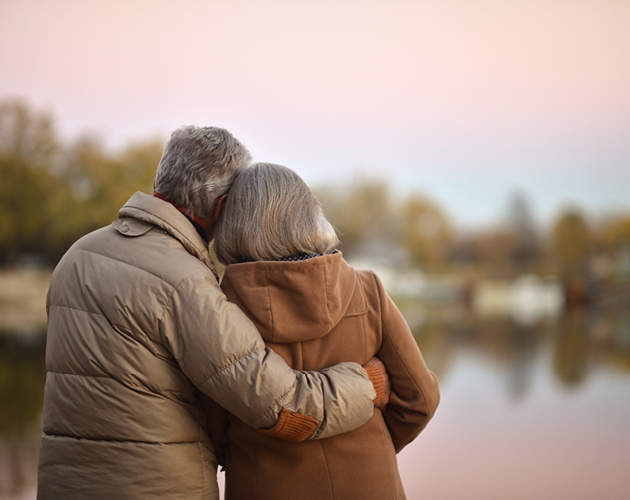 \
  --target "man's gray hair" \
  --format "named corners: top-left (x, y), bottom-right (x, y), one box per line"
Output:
top-left (213, 163), bottom-right (339, 265)
top-left (154, 126), bottom-right (252, 217)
